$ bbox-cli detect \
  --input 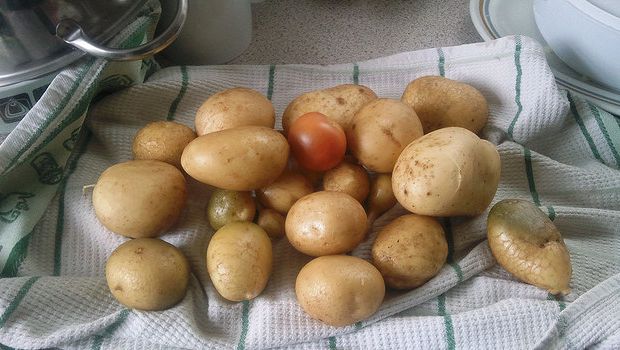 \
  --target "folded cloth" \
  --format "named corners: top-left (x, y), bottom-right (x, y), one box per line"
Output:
top-left (0, 30), bottom-right (619, 349)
